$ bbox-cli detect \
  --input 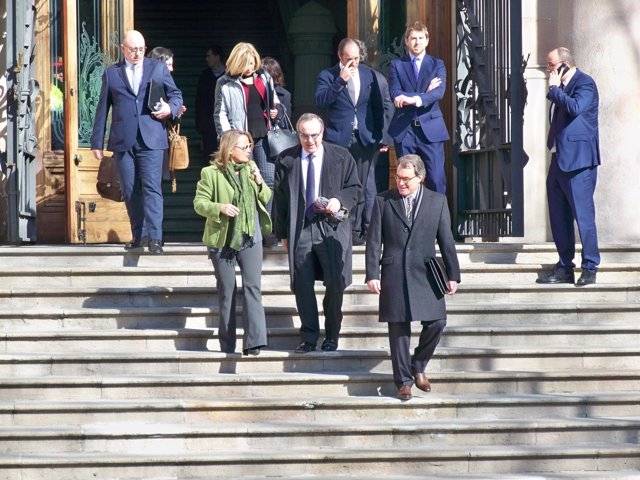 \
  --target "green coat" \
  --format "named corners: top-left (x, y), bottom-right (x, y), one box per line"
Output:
top-left (193, 161), bottom-right (272, 248)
